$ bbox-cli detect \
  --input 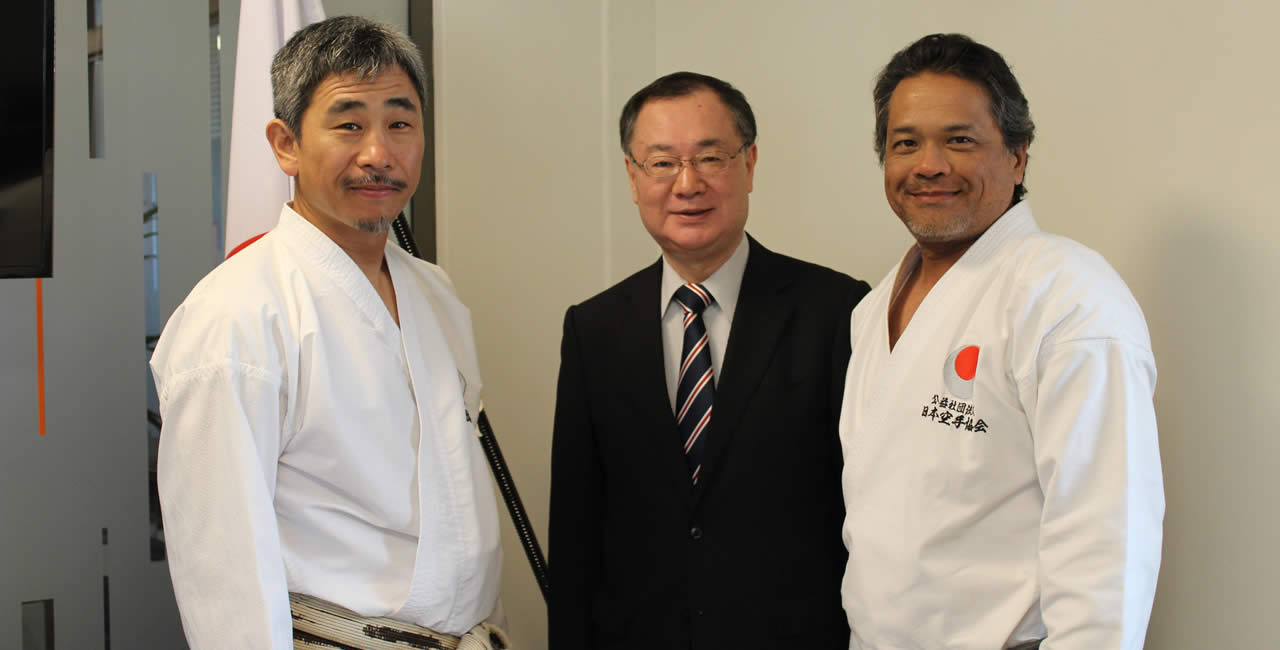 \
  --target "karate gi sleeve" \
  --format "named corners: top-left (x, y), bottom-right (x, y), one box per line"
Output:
top-left (1026, 339), bottom-right (1164, 650)
top-left (155, 359), bottom-right (292, 649)
top-left (547, 306), bottom-right (603, 650)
